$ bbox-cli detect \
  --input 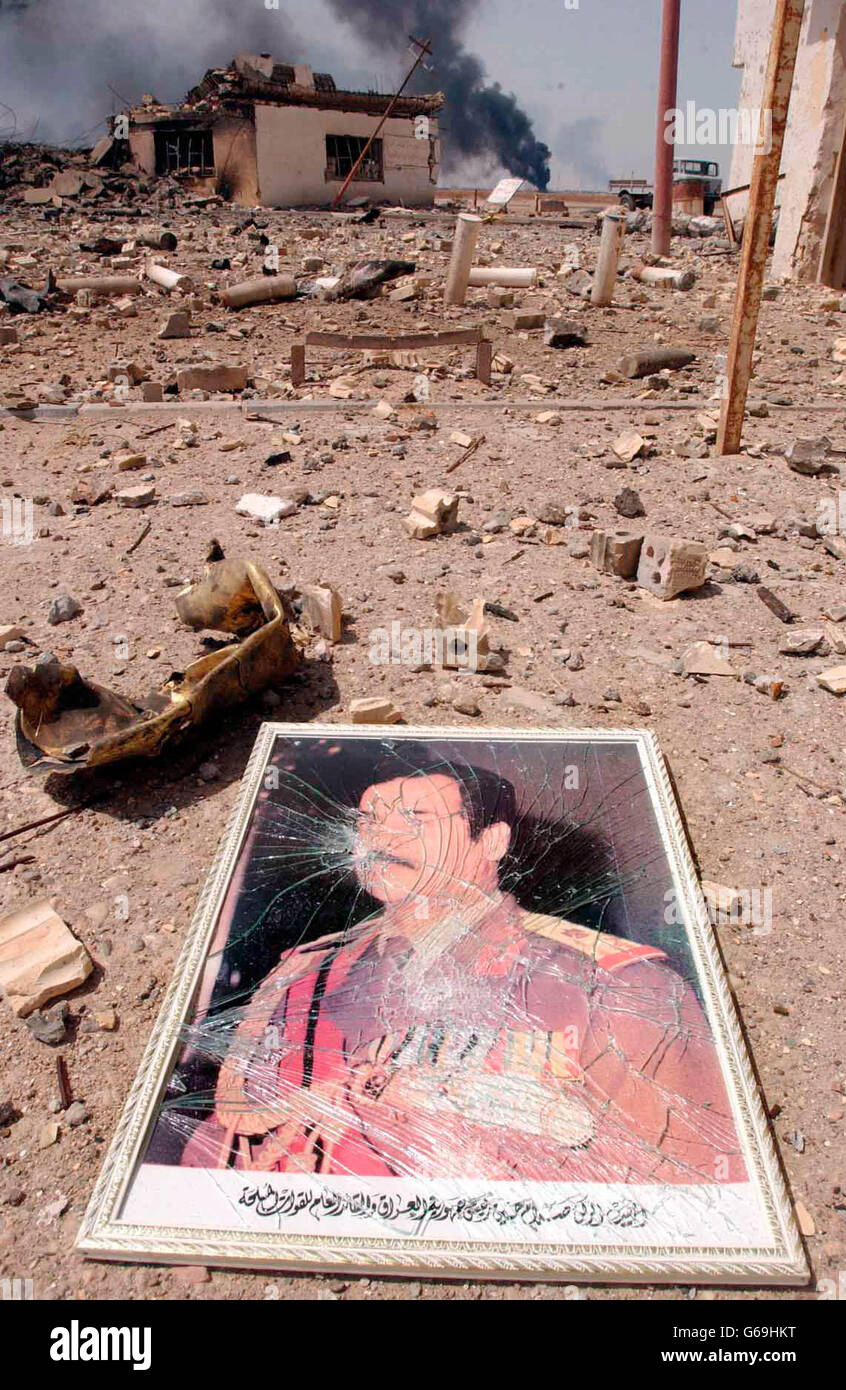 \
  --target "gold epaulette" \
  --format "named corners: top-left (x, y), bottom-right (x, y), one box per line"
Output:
top-left (521, 911), bottom-right (665, 973)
